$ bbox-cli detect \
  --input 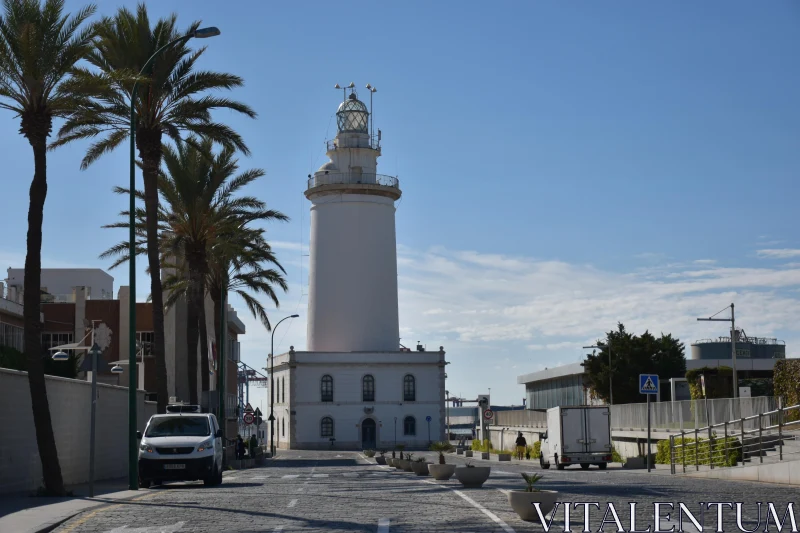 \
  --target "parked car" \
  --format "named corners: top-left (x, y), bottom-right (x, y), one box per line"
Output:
top-left (136, 404), bottom-right (223, 487)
